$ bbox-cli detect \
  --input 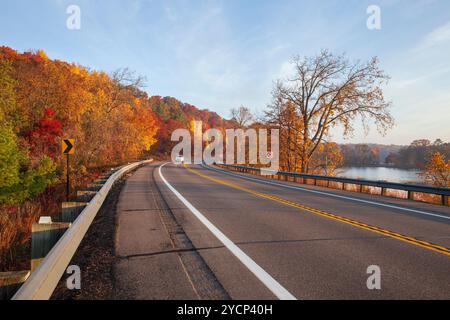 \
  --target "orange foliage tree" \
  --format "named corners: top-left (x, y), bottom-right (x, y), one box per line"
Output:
top-left (0, 46), bottom-right (159, 186)
top-left (0, 47), bottom-right (159, 269)
top-left (421, 152), bottom-right (450, 187)
top-left (149, 96), bottom-right (232, 157)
